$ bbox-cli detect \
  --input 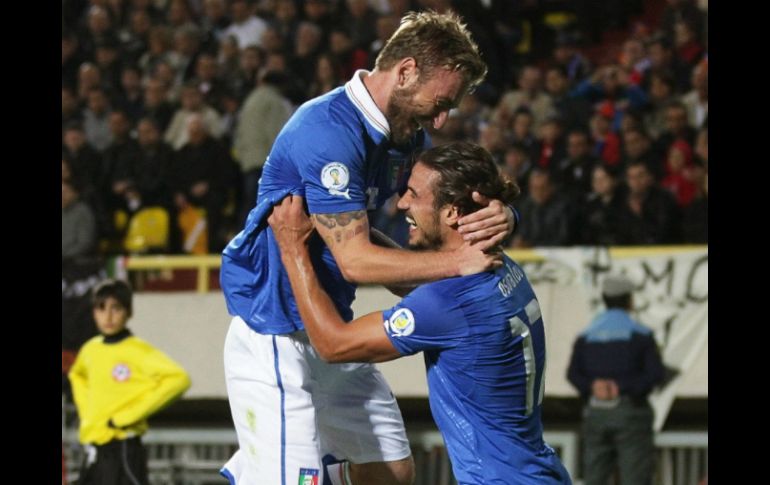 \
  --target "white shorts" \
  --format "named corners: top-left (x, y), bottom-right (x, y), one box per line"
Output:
top-left (221, 316), bottom-right (410, 485)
